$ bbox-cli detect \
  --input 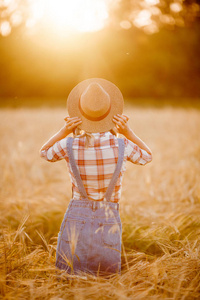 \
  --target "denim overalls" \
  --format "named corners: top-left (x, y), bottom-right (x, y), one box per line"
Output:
top-left (56, 137), bottom-right (125, 276)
